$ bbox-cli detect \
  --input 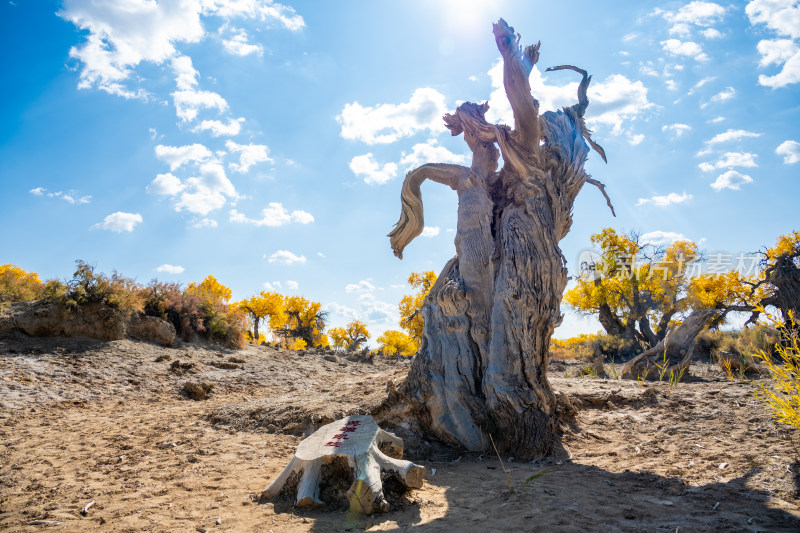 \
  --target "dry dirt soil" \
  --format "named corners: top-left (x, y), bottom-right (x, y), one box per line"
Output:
top-left (1, 334), bottom-right (798, 532)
